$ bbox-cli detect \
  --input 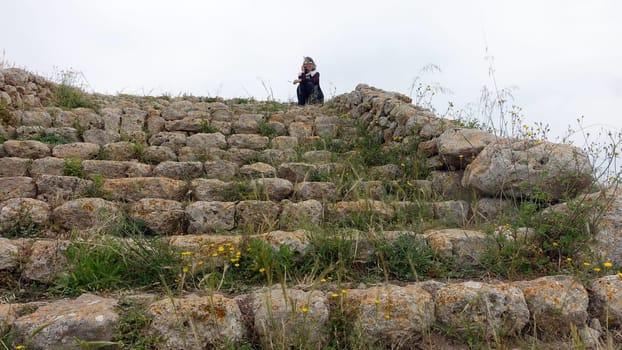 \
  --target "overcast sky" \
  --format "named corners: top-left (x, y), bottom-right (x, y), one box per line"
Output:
top-left (2, 0), bottom-right (621, 141)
